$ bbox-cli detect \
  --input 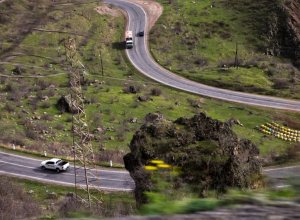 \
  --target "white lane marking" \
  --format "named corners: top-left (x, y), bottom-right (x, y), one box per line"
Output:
top-left (275, 184), bottom-right (291, 188)
top-left (0, 171), bottom-right (133, 191)
top-left (0, 160), bottom-right (133, 183)
top-left (0, 151), bottom-right (129, 174)
top-left (90, 167), bottom-right (129, 174)
top-left (0, 151), bottom-right (42, 161)
top-left (0, 160), bottom-right (34, 169)
top-left (264, 165), bottom-right (300, 172)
